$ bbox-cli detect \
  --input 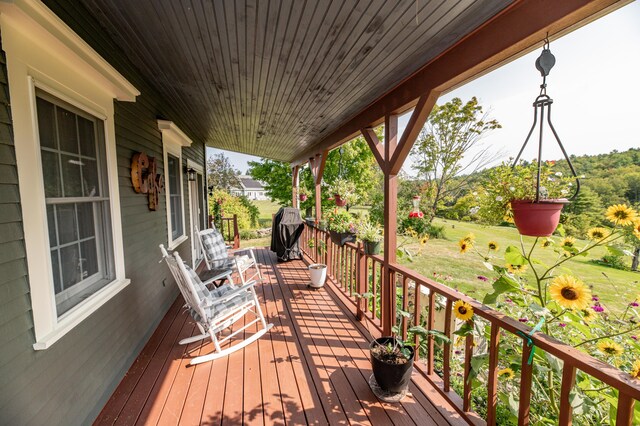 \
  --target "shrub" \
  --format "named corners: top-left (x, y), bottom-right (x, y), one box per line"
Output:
top-left (239, 229), bottom-right (260, 240)
top-left (209, 190), bottom-right (253, 230)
